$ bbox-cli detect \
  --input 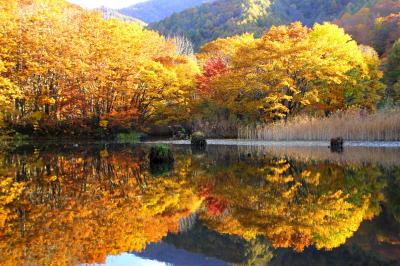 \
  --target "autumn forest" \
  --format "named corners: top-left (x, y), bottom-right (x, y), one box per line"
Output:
top-left (1, 0), bottom-right (400, 265)
top-left (0, 0), bottom-right (399, 140)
